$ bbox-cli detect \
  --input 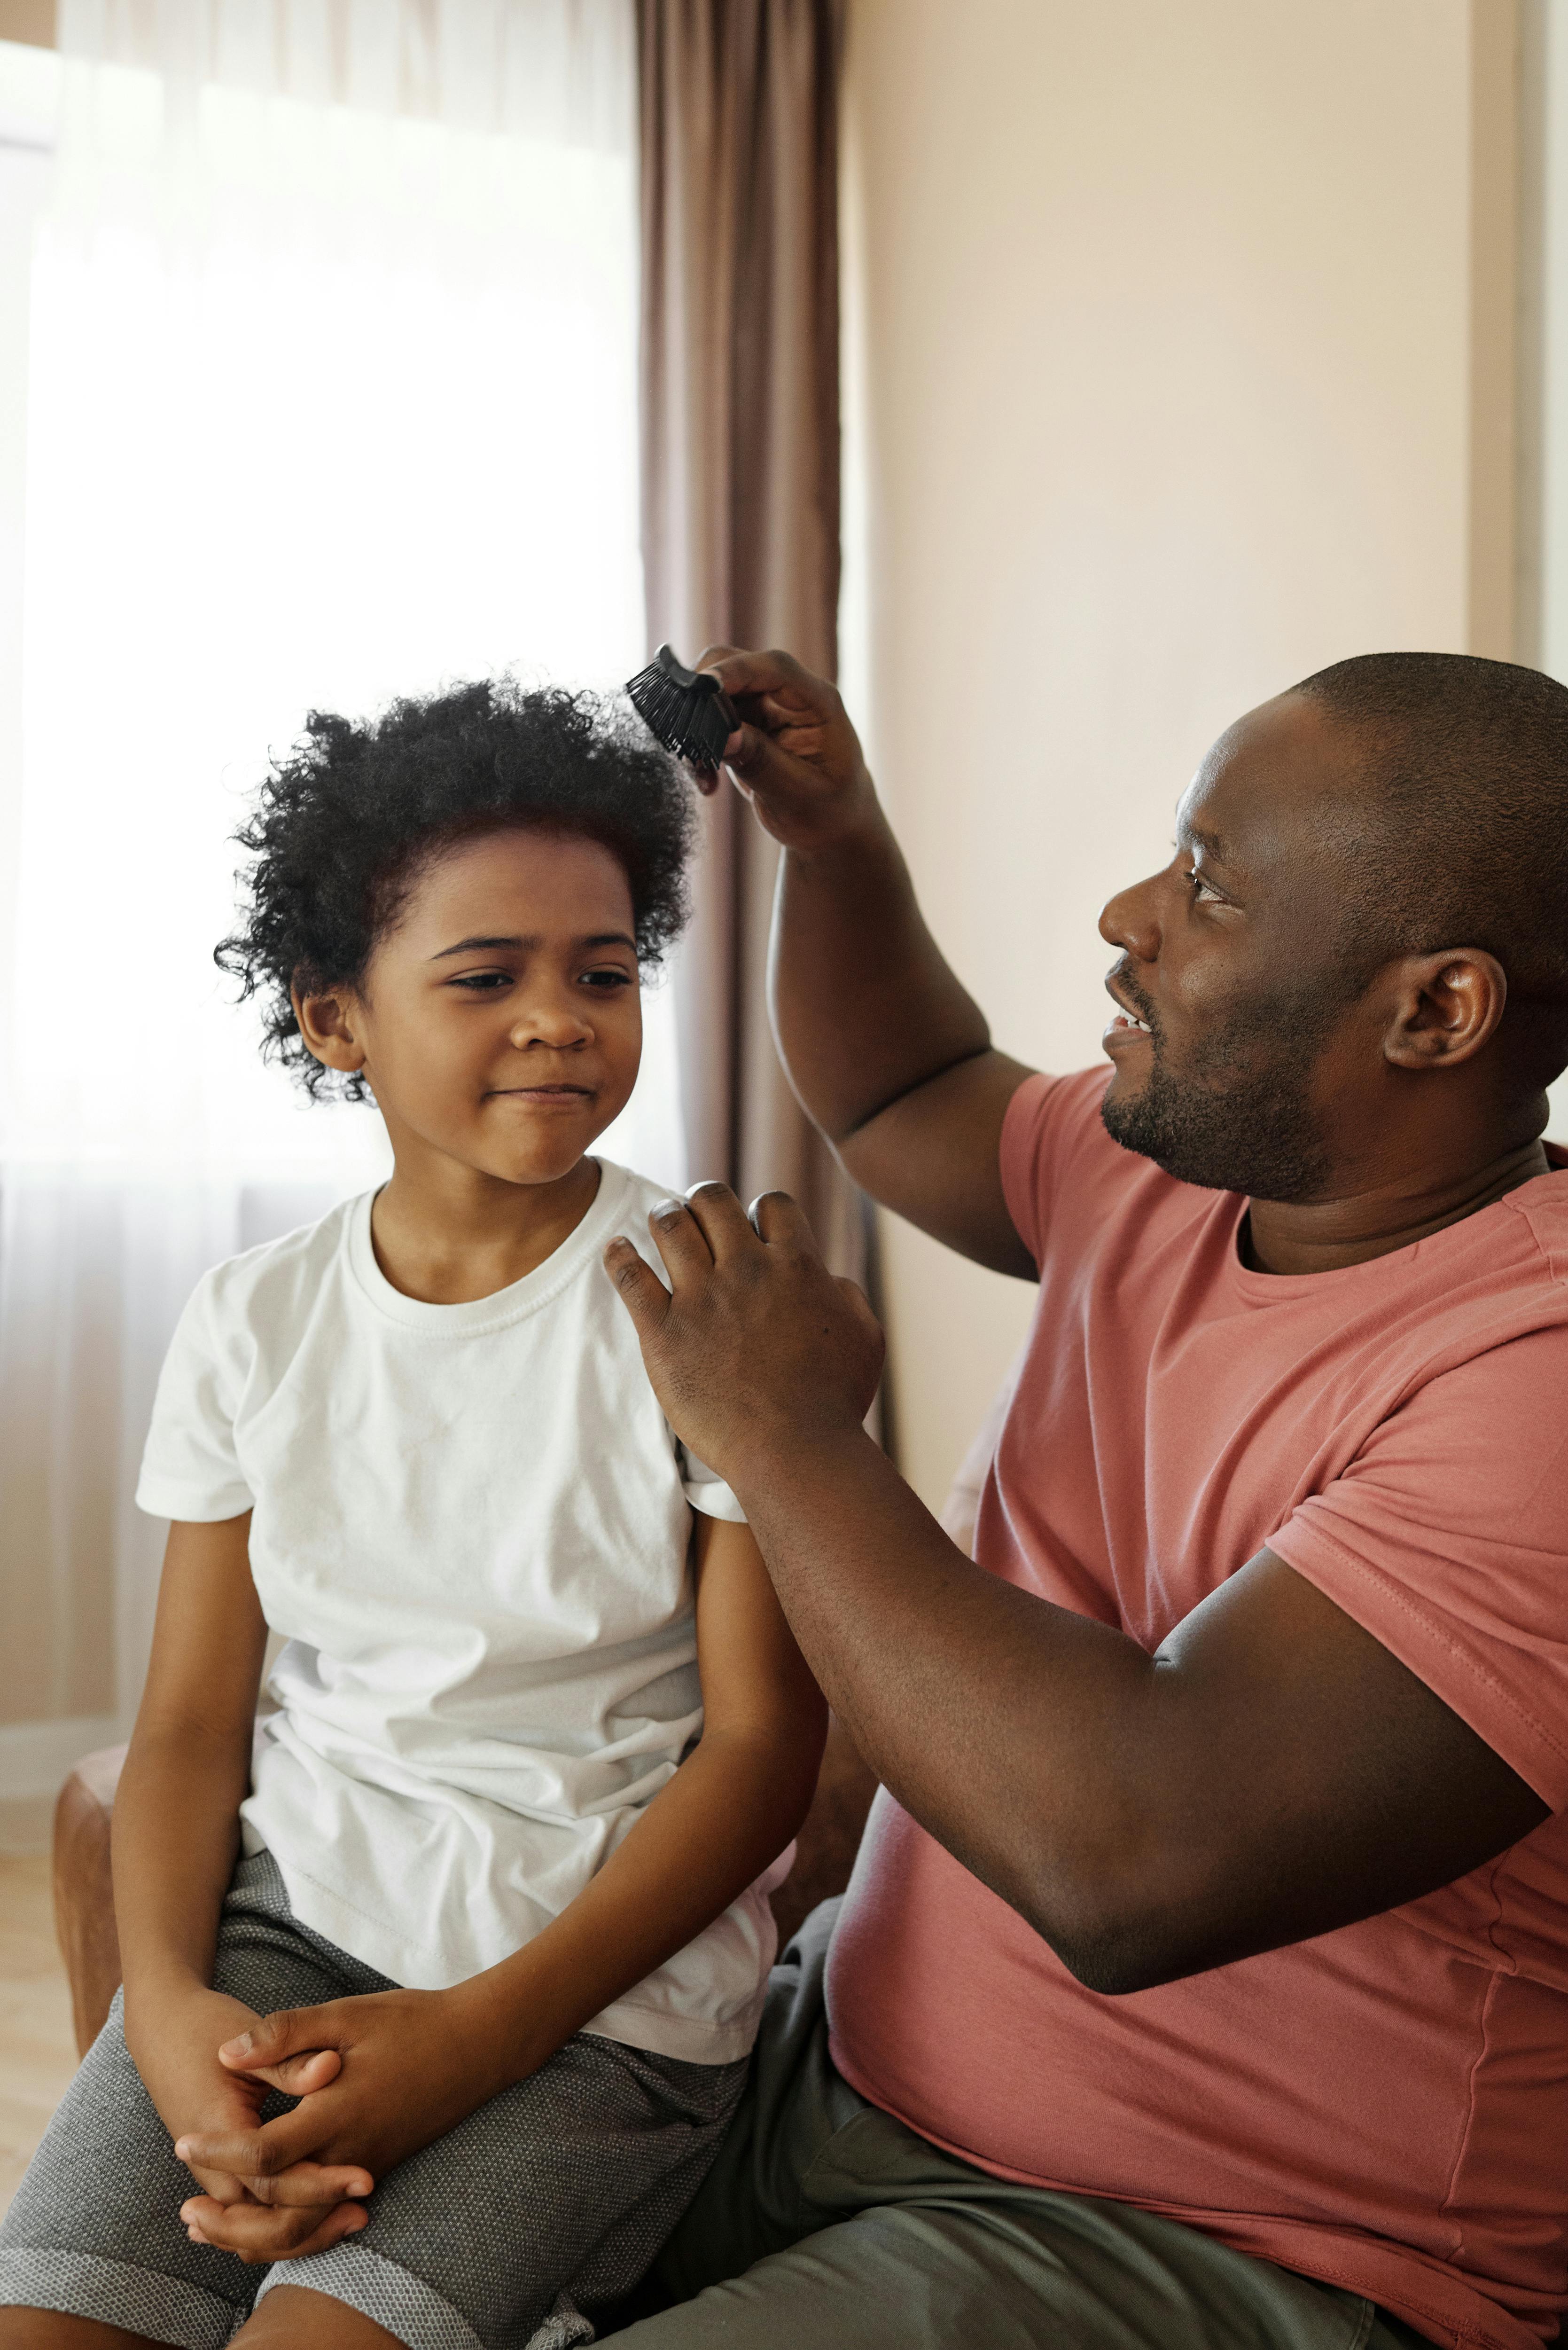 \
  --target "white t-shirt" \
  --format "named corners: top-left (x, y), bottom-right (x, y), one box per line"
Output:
top-left (136, 1159), bottom-right (788, 2065)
